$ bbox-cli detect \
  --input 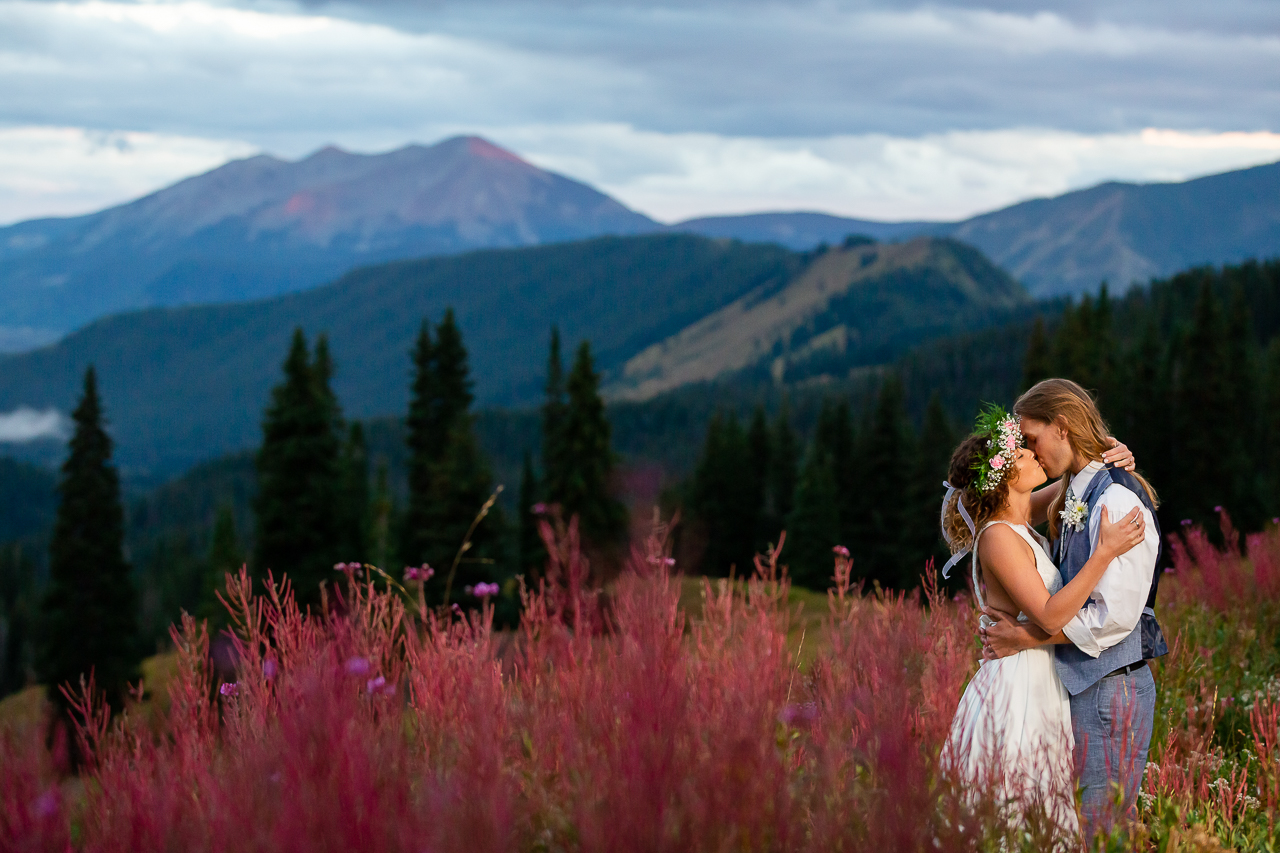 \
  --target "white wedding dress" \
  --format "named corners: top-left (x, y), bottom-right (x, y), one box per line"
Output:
top-left (943, 520), bottom-right (1079, 836)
